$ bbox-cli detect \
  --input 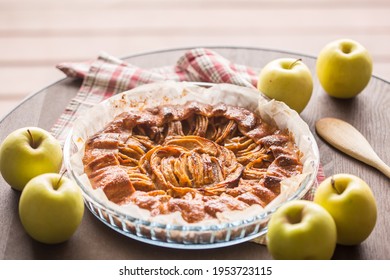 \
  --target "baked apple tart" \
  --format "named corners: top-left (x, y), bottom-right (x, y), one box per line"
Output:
top-left (66, 82), bottom-right (318, 246)
top-left (82, 100), bottom-right (303, 224)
